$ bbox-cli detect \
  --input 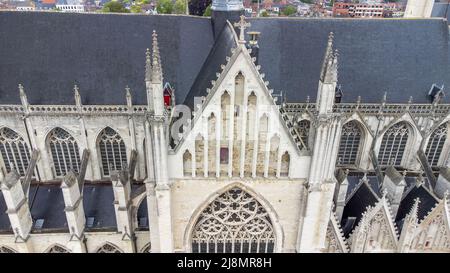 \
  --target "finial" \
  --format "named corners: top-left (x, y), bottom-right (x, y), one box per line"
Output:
top-left (145, 48), bottom-right (151, 82)
top-left (382, 188), bottom-right (388, 199)
top-left (402, 170), bottom-right (407, 177)
top-left (382, 92), bottom-right (387, 103)
top-left (444, 190), bottom-right (449, 201)
top-left (234, 15), bottom-right (251, 44)
top-left (151, 30), bottom-right (162, 83)
top-left (18, 83), bottom-right (28, 108)
top-left (320, 32), bottom-right (337, 83)
top-left (125, 86), bottom-right (132, 108)
top-left (74, 85), bottom-right (81, 107)
top-left (306, 95), bottom-right (310, 104)
top-left (408, 96), bottom-right (413, 104)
